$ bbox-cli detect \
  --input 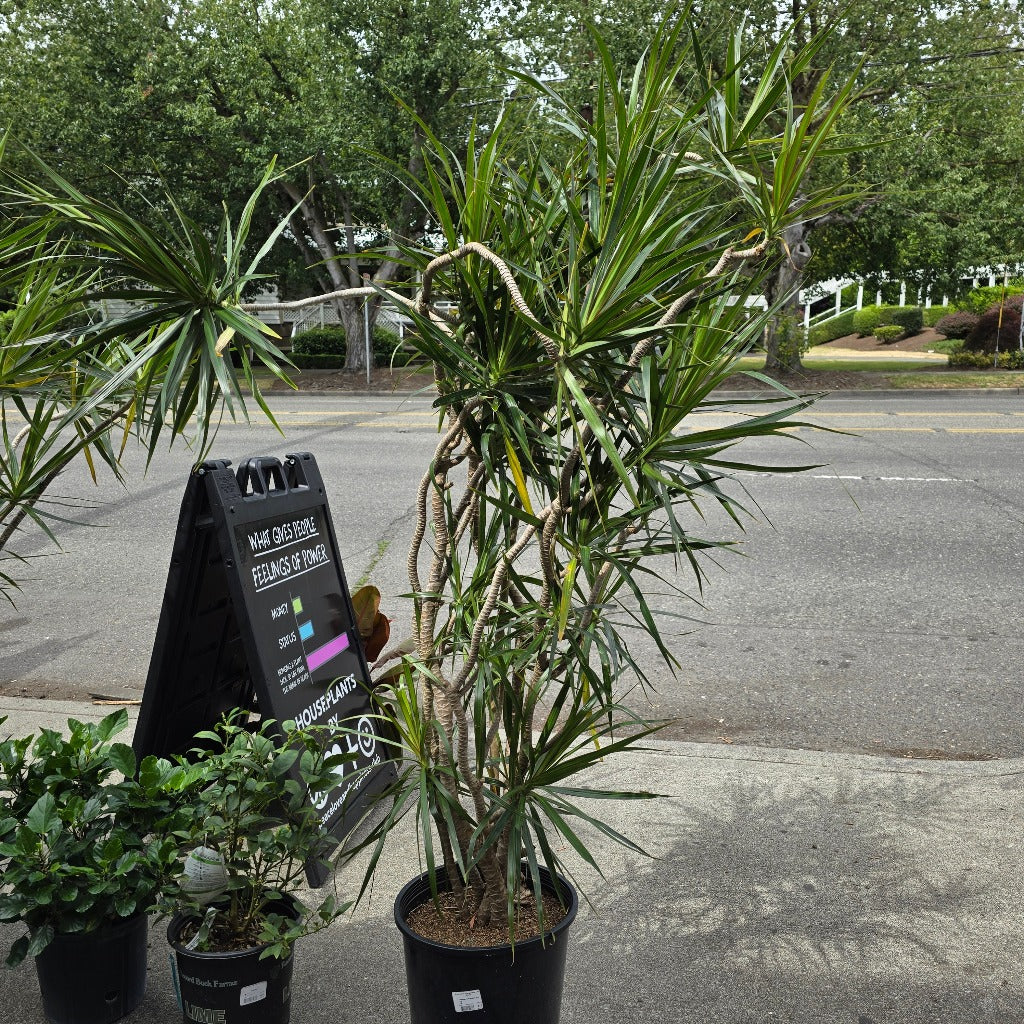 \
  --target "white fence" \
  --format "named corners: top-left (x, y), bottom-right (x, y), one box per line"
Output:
top-left (288, 301), bottom-right (411, 339)
top-left (91, 265), bottom-right (1024, 341)
top-left (801, 265), bottom-right (1024, 331)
